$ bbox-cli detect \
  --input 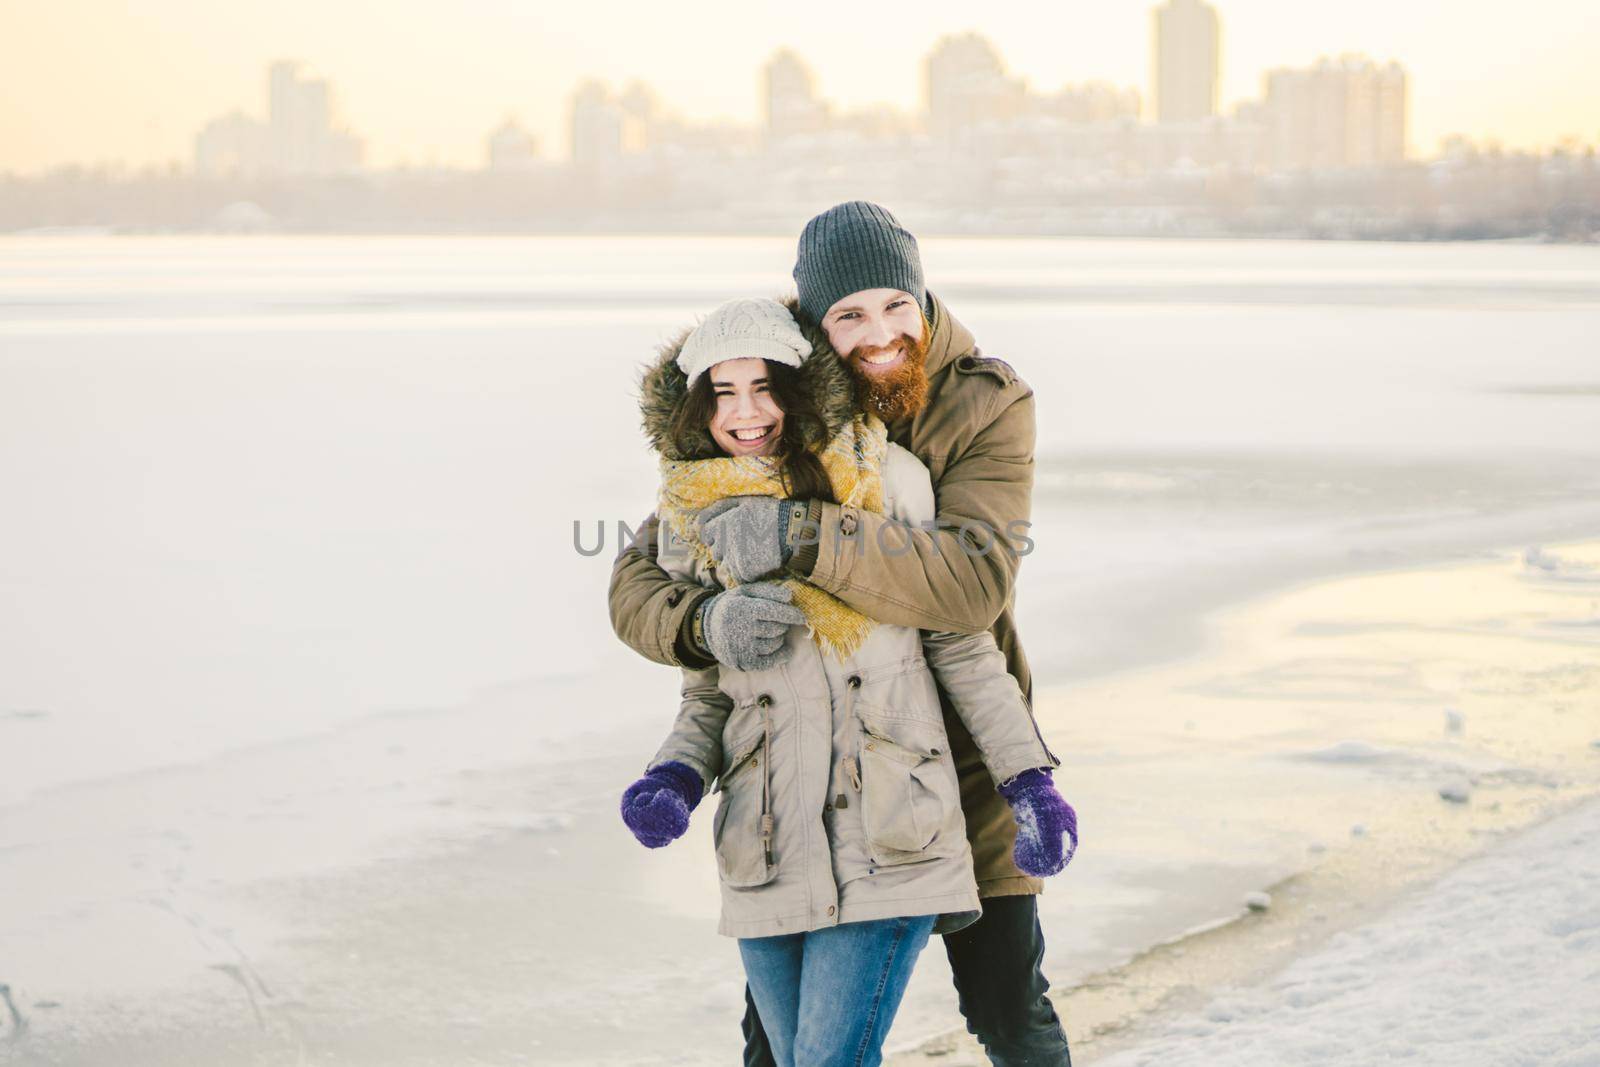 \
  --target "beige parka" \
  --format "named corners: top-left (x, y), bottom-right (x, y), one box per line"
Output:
top-left (636, 318), bottom-right (1059, 939)
top-left (612, 292), bottom-right (1048, 899)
